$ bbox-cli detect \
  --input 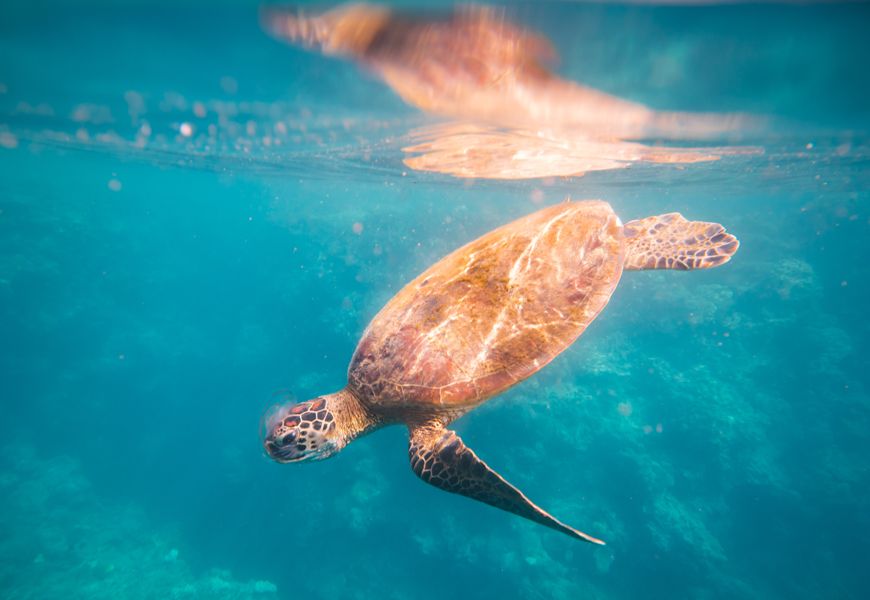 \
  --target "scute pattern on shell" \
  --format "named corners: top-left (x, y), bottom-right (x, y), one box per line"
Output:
top-left (348, 201), bottom-right (624, 411)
